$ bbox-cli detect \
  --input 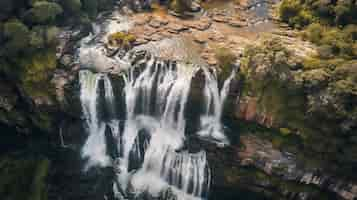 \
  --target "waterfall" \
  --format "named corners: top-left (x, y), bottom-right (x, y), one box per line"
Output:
top-left (79, 70), bottom-right (115, 169)
top-left (116, 57), bottom-right (210, 199)
top-left (197, 66), bottom-right (238, 146)
top-left (78, 51), bottom-right (237, 199)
